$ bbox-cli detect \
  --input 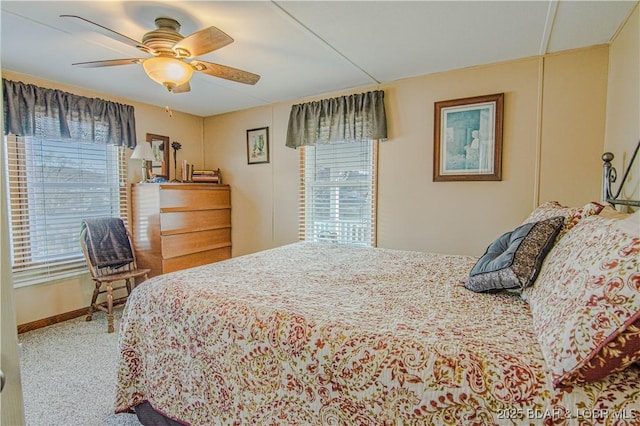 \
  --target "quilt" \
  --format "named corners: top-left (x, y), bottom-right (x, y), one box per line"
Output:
top-left (115, 242), bottom-right (640, 425)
